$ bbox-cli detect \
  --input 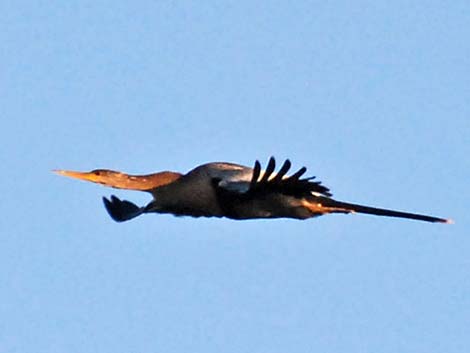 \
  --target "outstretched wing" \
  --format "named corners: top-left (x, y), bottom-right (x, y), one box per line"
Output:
top-left (216, 157), bottom-right (332, 198)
